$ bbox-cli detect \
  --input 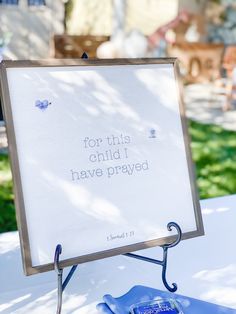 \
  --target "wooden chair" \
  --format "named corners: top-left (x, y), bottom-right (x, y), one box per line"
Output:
top-left (52, 35), bottom-right (109, 59)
